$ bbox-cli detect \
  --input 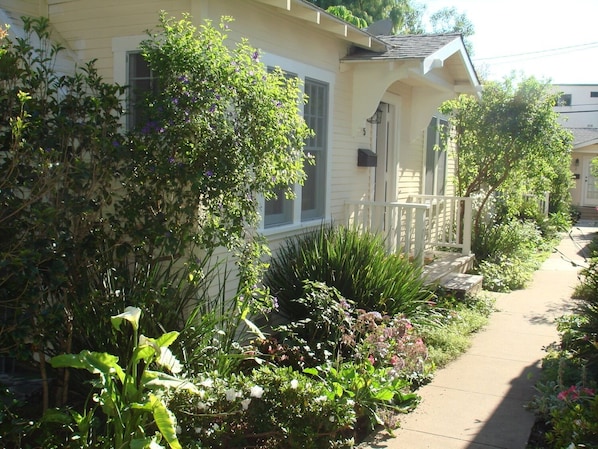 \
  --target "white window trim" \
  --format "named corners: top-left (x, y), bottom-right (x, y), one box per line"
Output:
top-left (113, 42), bottom-right (334, 235)
top-left (259, 53), bottom-right (334, 236)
